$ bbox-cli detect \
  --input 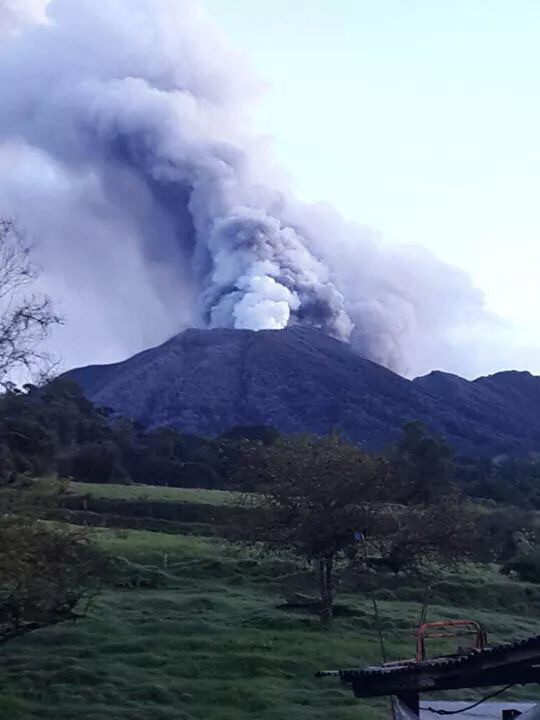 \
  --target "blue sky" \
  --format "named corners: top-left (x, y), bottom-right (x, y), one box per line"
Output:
top-left (205, 0), bottom-right (540, 354)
